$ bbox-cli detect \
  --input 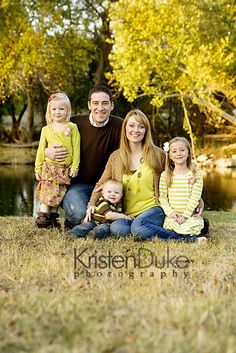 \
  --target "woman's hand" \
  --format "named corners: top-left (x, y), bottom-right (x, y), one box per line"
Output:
top-left (94, 184), bottom-right (103, 193)
top-left (84, 206), bottom-right (96, 222)
top-left (194, 198), bottom-right (204, 217)
top-left (45, 144), bottom-right (69, 162)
